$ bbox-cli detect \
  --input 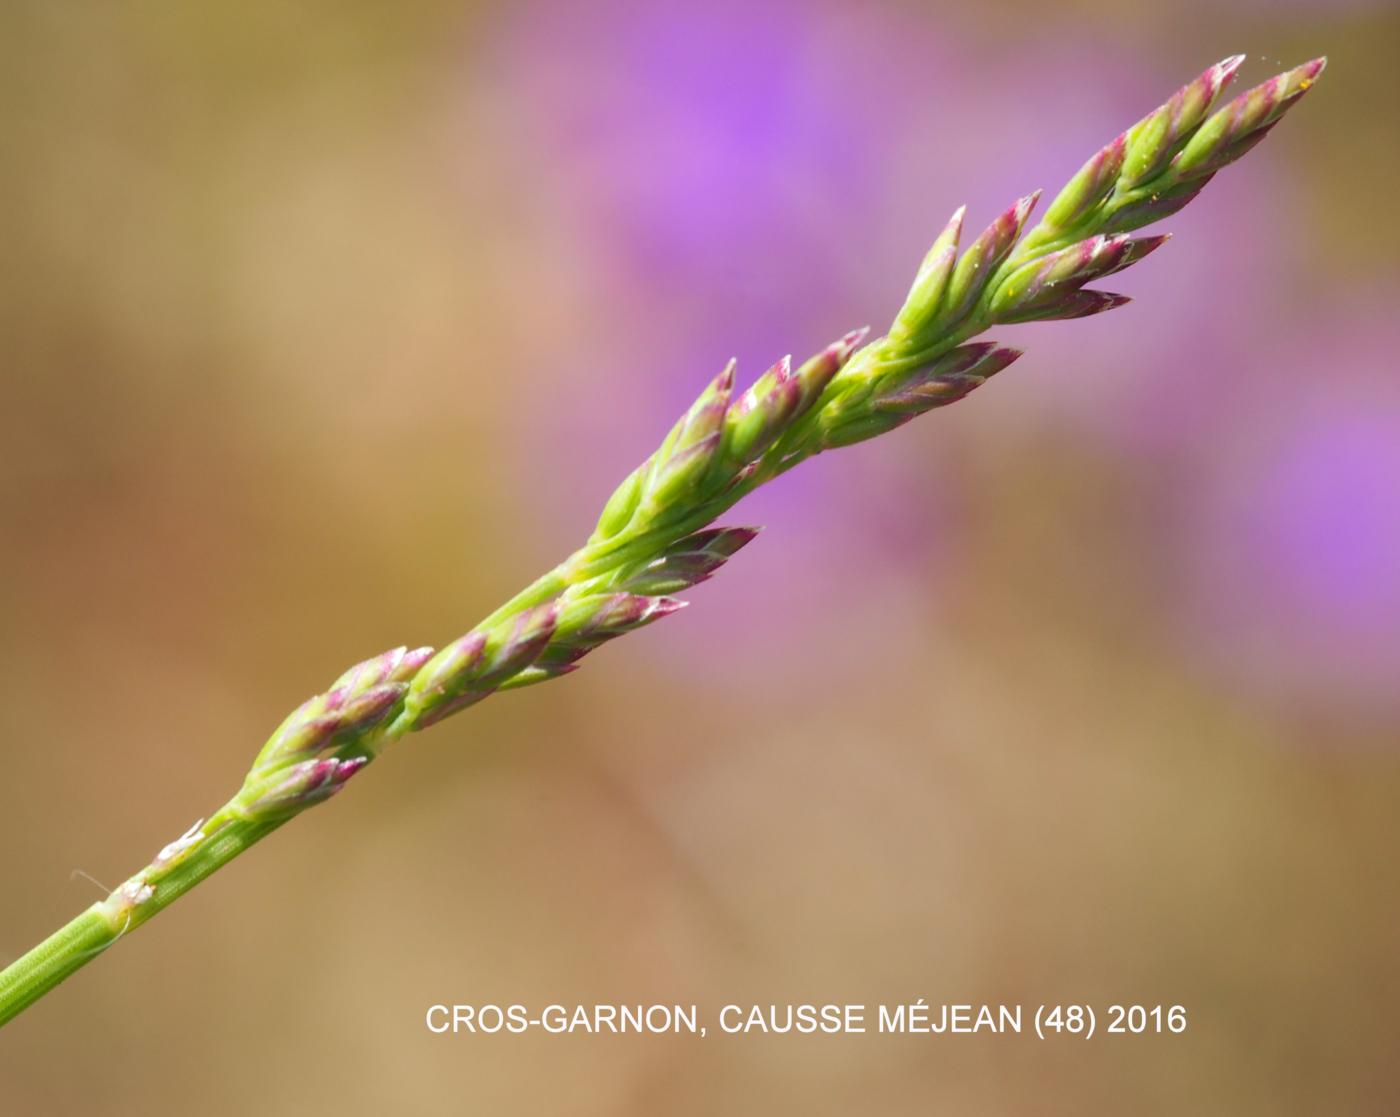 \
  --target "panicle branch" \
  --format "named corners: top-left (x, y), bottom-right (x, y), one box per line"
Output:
top-left (359, 57), bottom-right (1329, 745)
top-left (233, 54), bottom-right (1327, 816)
